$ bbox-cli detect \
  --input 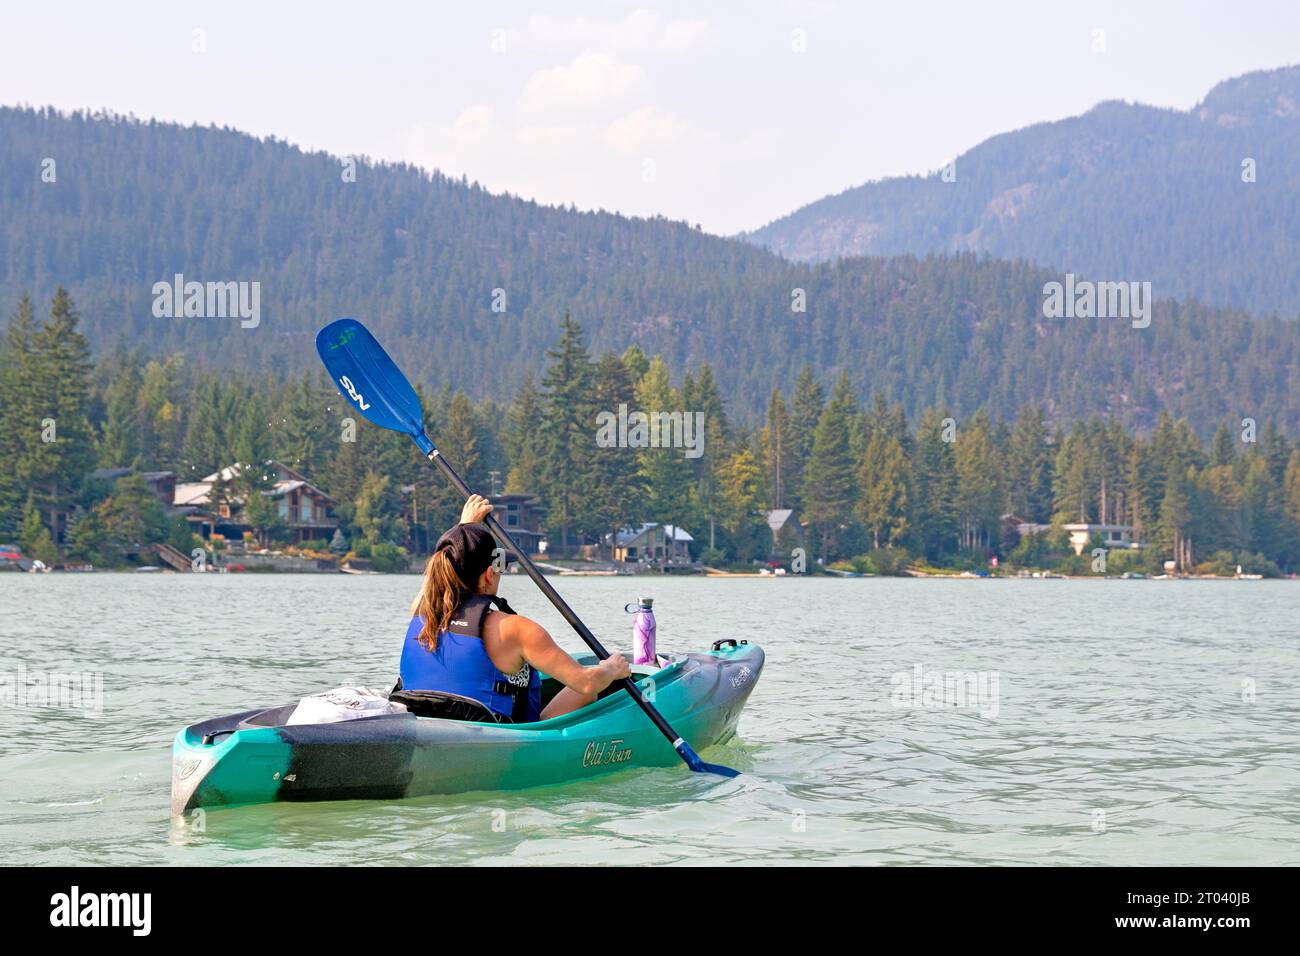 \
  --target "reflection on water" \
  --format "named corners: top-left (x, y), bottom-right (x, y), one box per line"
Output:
top-left (2, 574), bottom-right (1296, 865)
